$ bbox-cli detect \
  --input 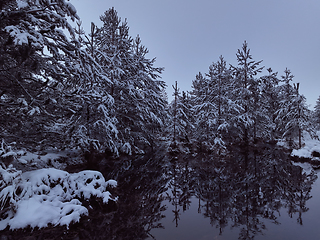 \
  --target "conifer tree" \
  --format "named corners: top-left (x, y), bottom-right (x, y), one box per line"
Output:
top-left (313, 96), bottom-right (320, 129)
top-left (94, 8), bottom-right (166, 154)
top-left (190, 72), bottom-right (216, 151)
top-left (60, 21), bottom-right (118, 155)
top-left (275, 68), bottom-right (295, 142)
top-left (260, 68), bottom-right (280, 141)
top-left (168, 83), bottom-right (194, 151)
top-left (0, 0), bottom-right (81, 149)
top-left (179, 91), bottom-right (194, 144)
top-left (230, 41), bottom-right (263, 144)
top-left (283, 83), bottom-right (314, 148)
top-left (206, 56), bottom-right (235, 150)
